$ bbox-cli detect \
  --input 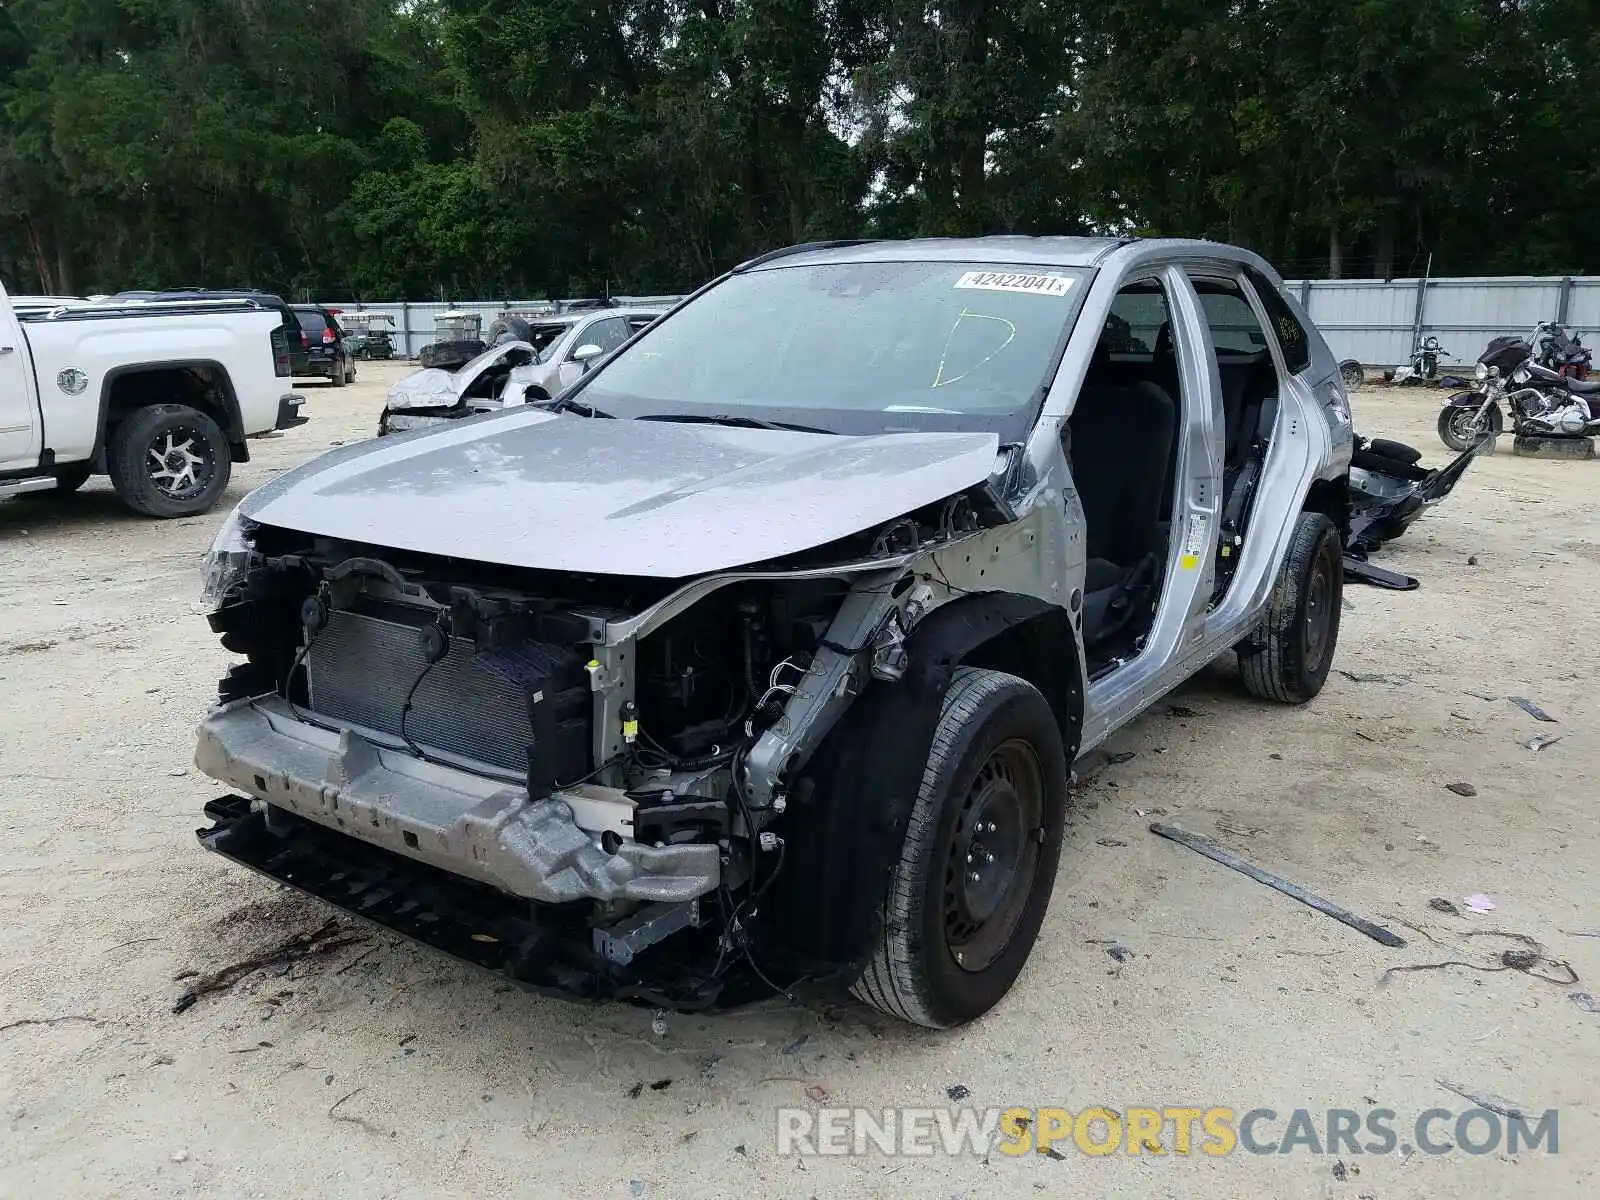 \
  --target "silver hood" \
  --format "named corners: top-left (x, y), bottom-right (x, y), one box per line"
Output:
top-left (237, 409), bottom-right (1001, 577)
